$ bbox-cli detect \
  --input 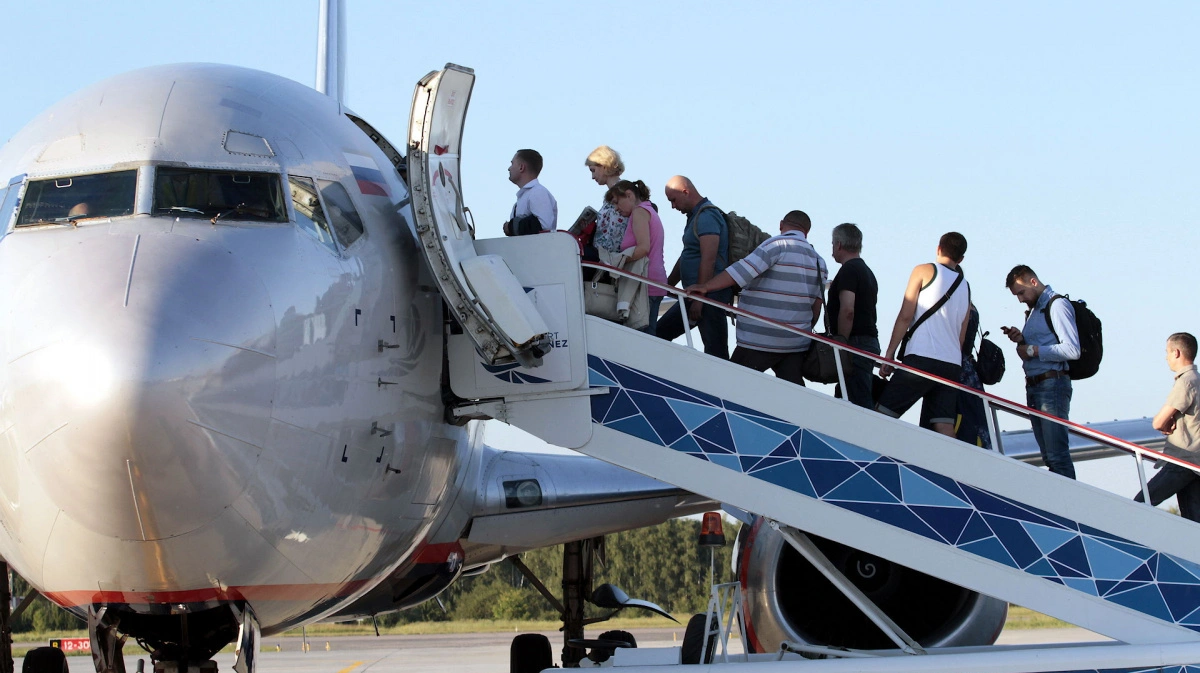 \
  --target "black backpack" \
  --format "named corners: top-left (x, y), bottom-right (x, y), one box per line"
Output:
top-left (975, 331), bottom-right (1005, 386)
top-left (1043, 295), bottom-right (1103, 380)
